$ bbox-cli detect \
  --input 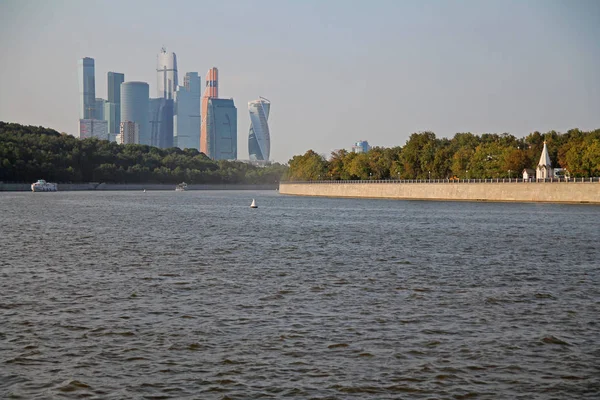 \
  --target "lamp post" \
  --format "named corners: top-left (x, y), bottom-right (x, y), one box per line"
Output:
top-left (428, 170), bottom-right (431, 181)
top-left (466, 170), bottom-right (469, 180)
top-left (508, 170), bottom-right (512, 179)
